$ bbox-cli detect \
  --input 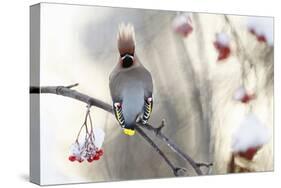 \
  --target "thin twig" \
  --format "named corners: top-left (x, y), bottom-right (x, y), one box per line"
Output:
top-left (66, 83), bottom-right (79, 89)
top-left (224, 16), bottom-right (259, 87)
top-left (138, 121), bottom-right (204, 175)
top-left (30, 84), bottom-right (211, 175)
top-left (140, 120), bottom-right (211, 174)
top-left (135, 126), bottom-right (187, 176)
top-left (224, 16), bottom-right (254, 65)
